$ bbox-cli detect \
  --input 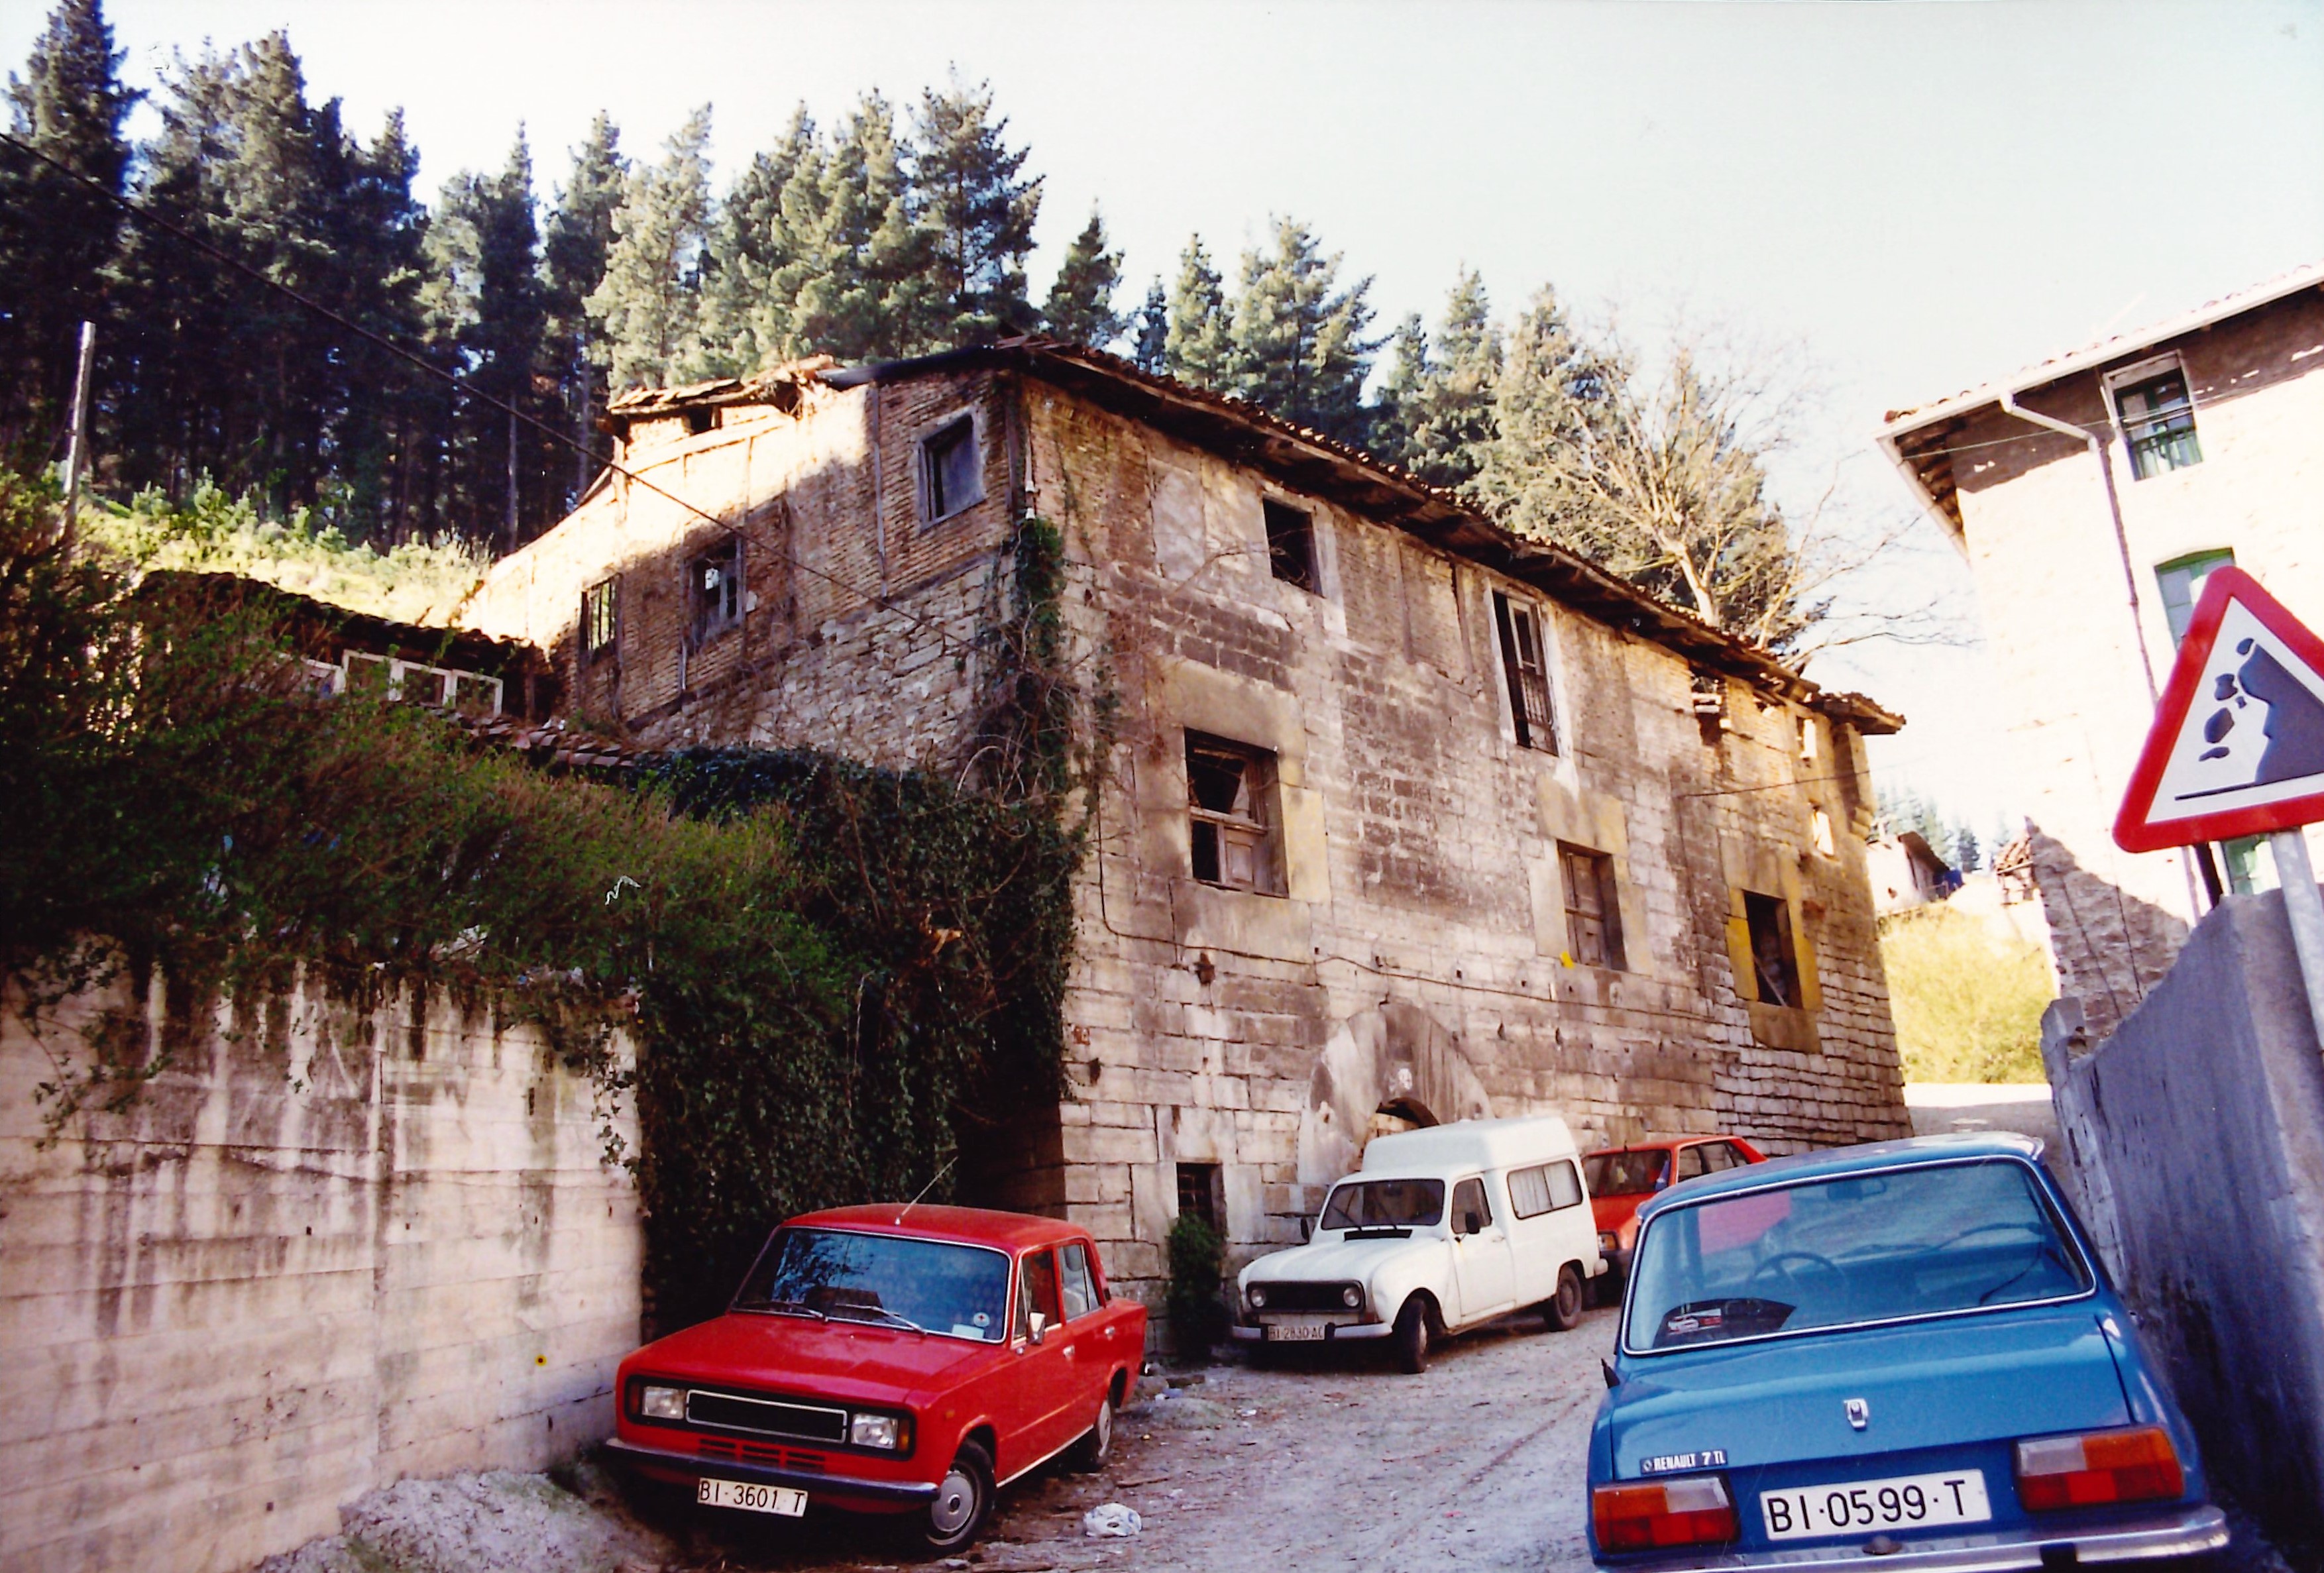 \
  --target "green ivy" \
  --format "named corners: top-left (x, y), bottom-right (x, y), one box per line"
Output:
top-left (1, 478), bottom-right (1085, 1334)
